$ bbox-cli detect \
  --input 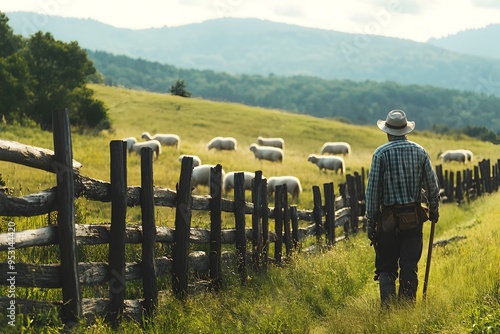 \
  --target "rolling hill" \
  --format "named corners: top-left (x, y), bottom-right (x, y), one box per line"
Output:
top-left (5, 11), bottom-right (500, 98)
top-left (428, 24), bottom-right (500, 60)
